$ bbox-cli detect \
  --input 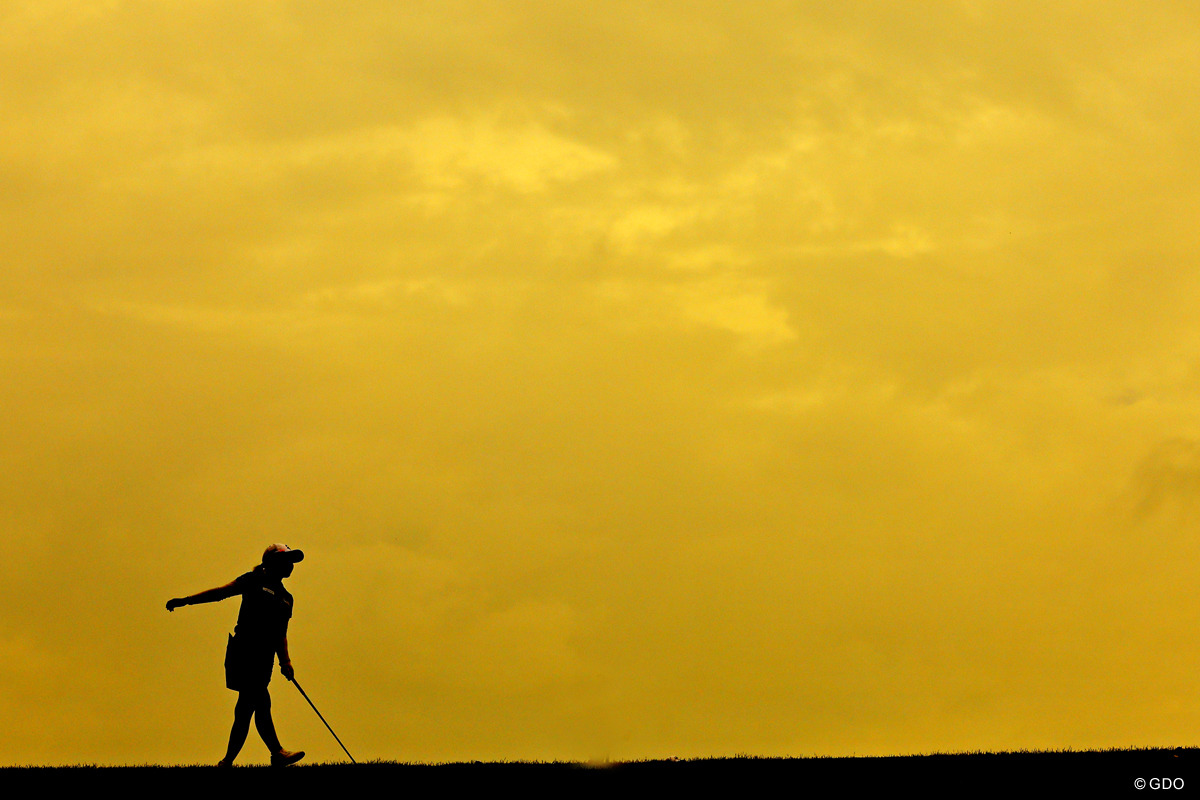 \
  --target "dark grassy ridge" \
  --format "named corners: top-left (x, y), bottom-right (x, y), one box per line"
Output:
top-left (2, 749), bottom-right (1194, 796)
